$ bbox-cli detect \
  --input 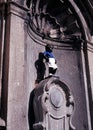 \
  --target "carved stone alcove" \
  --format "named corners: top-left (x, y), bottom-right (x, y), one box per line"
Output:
top-left (26, 0), bottom-right (92, 130)
top-left (0, 0), bottom-right (92, 130)
top-left (26, 0), bottom-right (84, 50)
